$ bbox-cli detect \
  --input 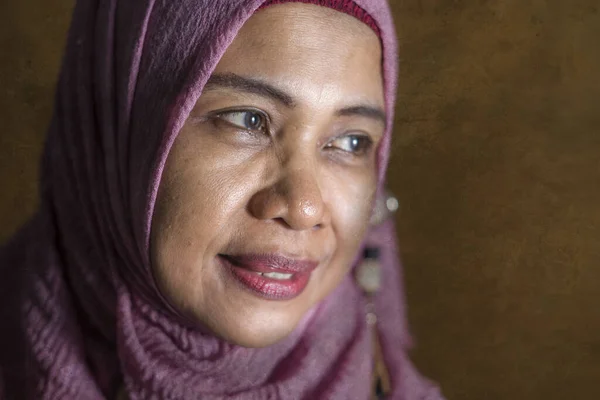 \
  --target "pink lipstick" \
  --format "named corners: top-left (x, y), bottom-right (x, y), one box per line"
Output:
top-left (218, 254), bottom-right (318, 301)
